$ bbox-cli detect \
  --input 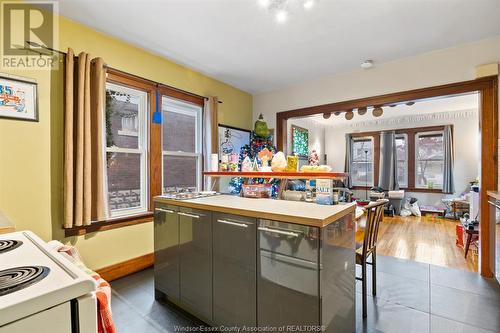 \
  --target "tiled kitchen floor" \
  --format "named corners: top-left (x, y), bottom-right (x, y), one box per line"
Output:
top-left (110, 255), bottom-right (500, 333)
